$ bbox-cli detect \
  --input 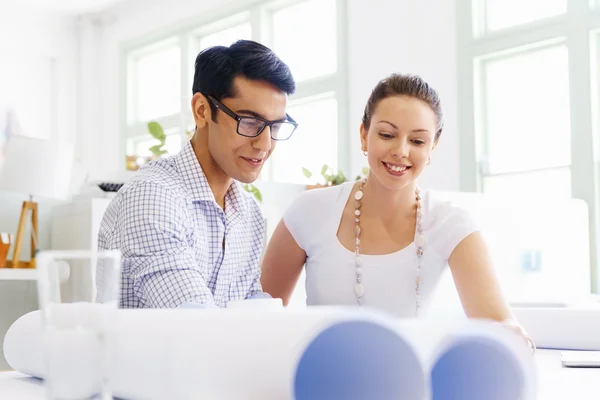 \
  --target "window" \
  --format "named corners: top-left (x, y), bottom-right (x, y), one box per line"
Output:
top-left (482, 167), bottom-right (571, 199)
top-left (458, 0), bottom-right (600, 297)
top-left (265, 0), bottom-right (342, 183)
top-left (125, 38), bottom-right (183, 167)
top-left (123, 0), bottom-right (346, 181)
top-left (272, 0), bottom-right (337, 82)
top-left (477, 43), bottom-right (572, 198)
top-left (269, 93), bottom-right (338, 183)
top-left (132, 44), bottom-right (181, 123)
top-left (128, 130), bottom-right (183, 158)
top-left (479, 0), bottom-right (566, 34)
top-left (197, 23), bottom-right (252, 51)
